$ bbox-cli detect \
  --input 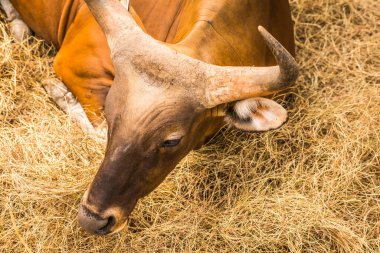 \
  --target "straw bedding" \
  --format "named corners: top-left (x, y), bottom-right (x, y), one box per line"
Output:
top-left (0, 0), bottom-right (379, 252)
